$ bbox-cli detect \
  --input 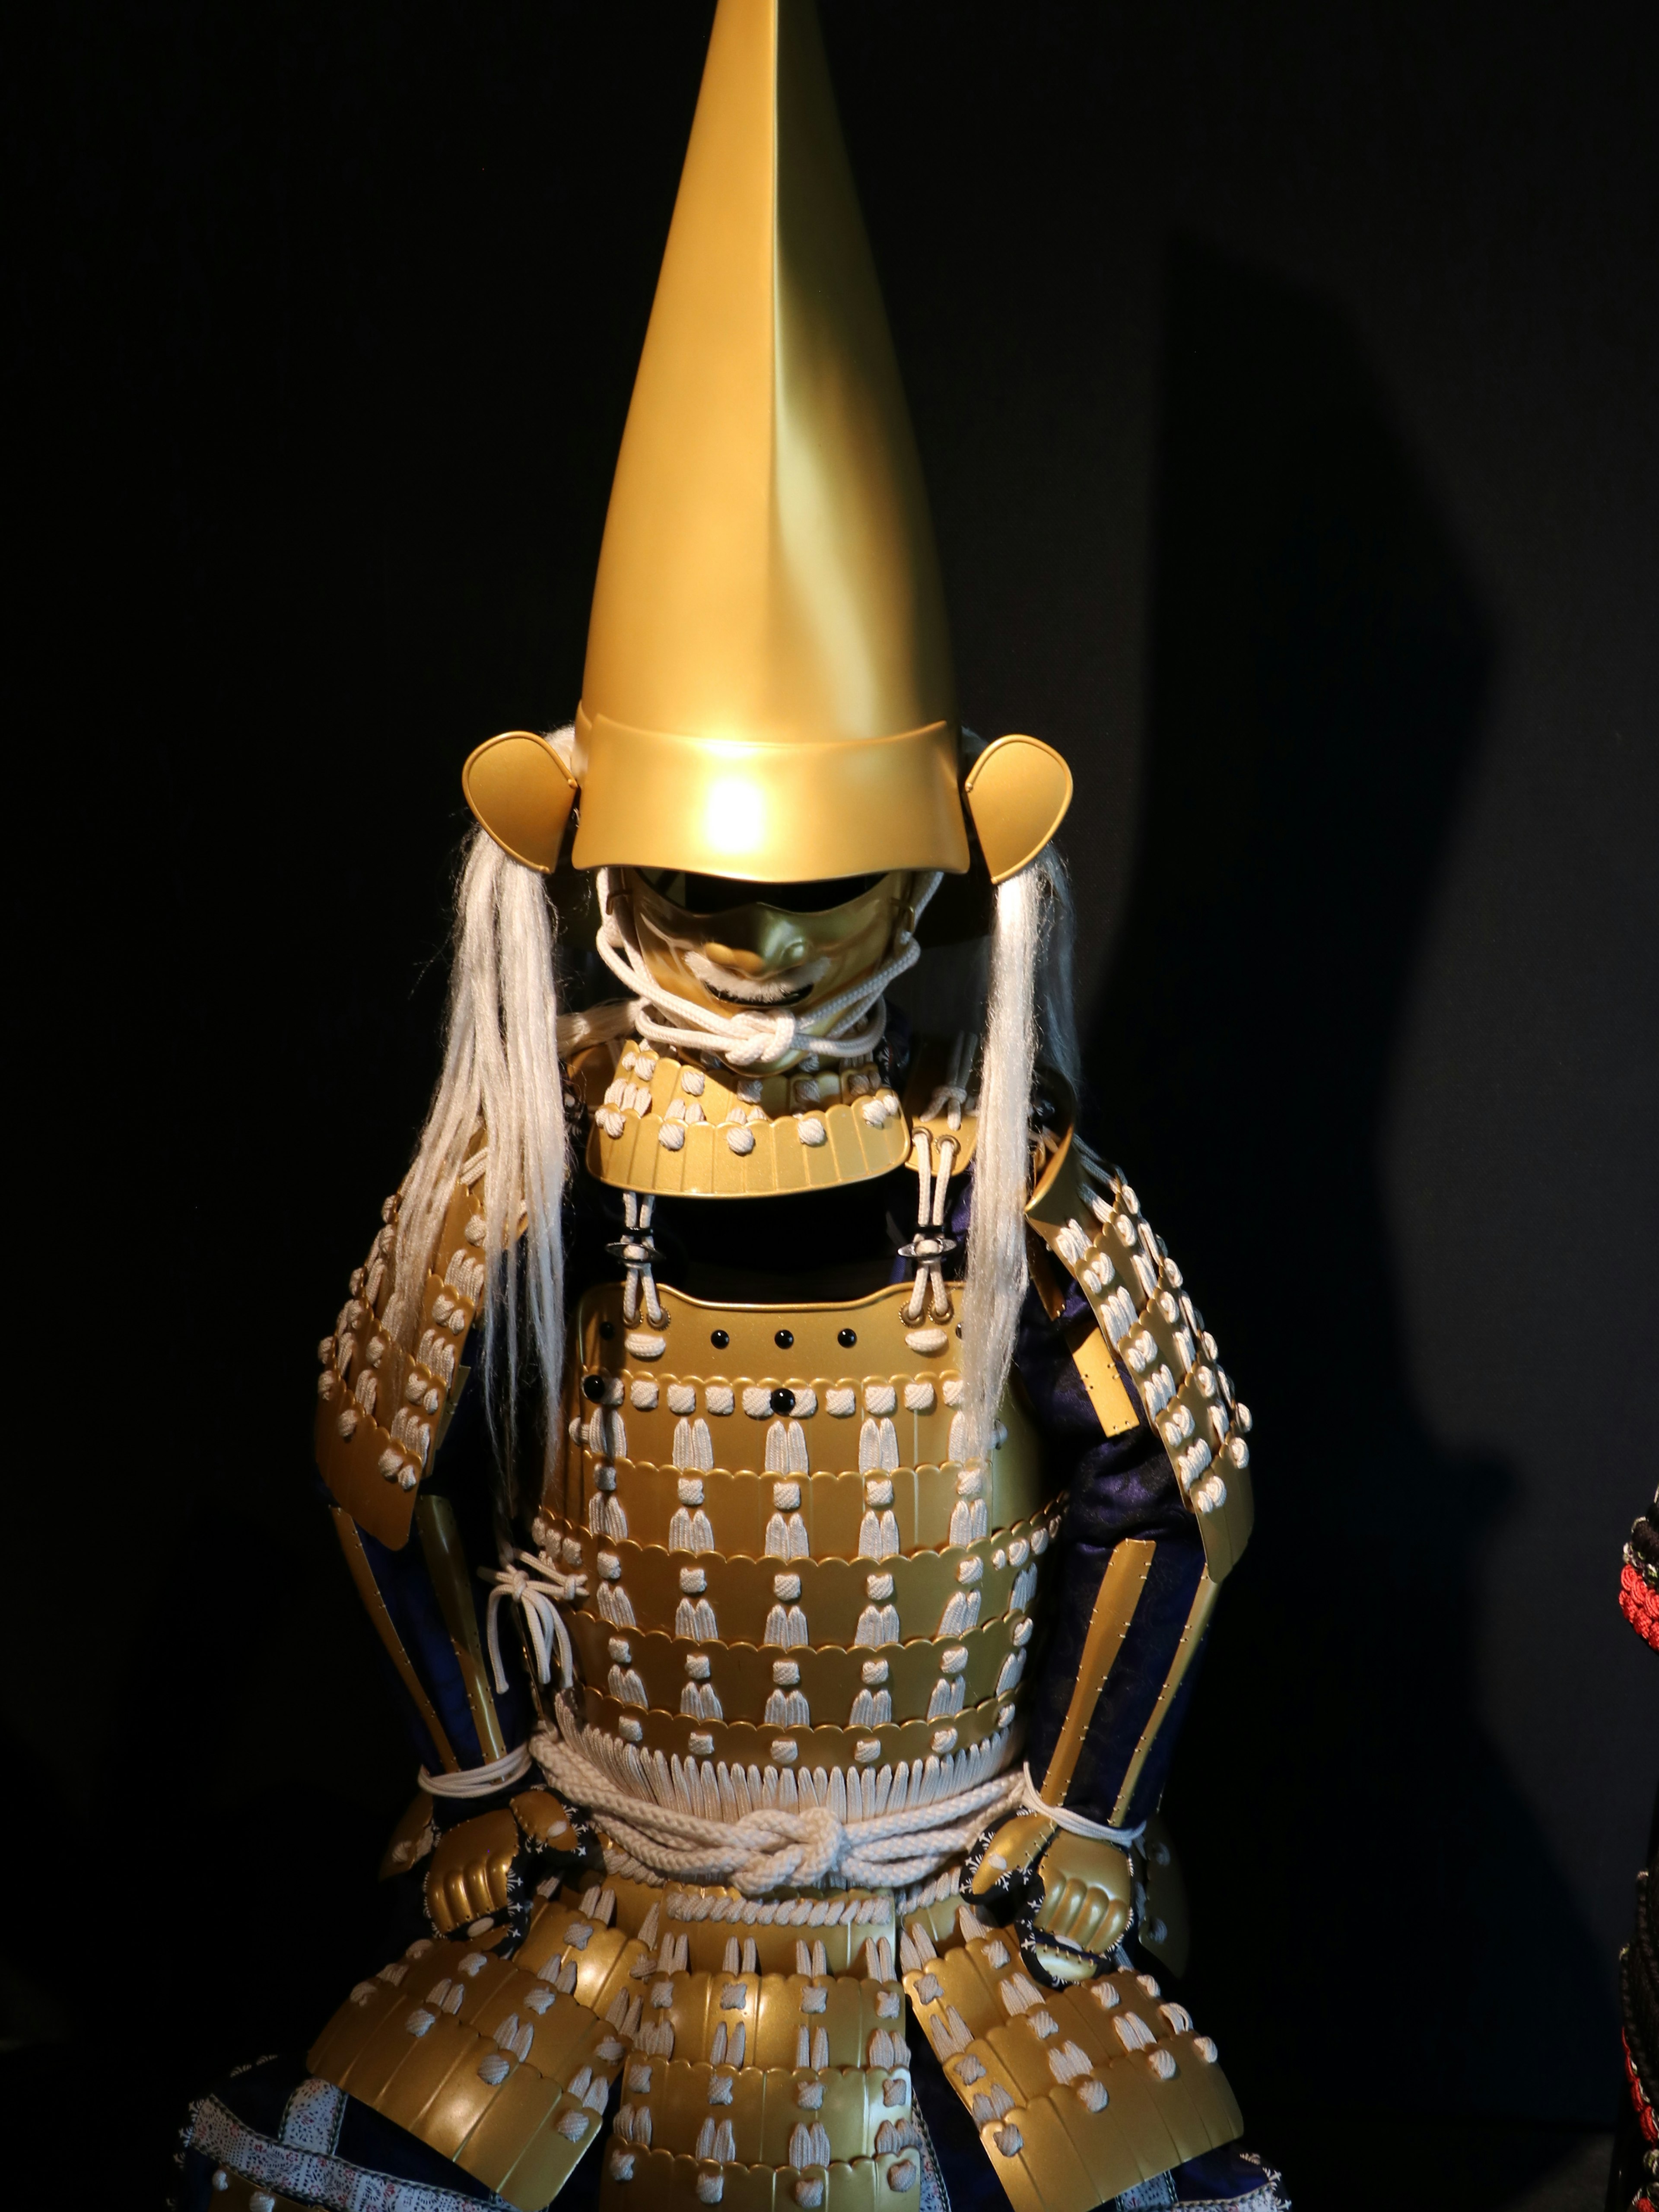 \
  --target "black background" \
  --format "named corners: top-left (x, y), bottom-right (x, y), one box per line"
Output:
top-left (8, 2), bottom-right (1656, 2204)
